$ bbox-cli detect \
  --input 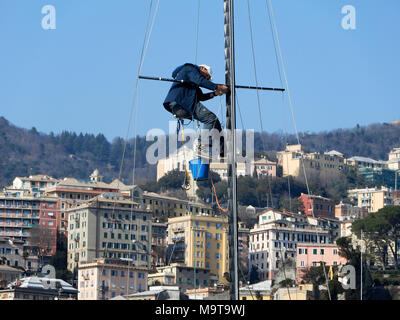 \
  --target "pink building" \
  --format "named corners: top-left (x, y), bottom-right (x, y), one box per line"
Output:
top-left (251, 159), bottom-right (277, 178)
top-left (38, 198), bottom-right (59, 256)
top-left (296, 243), bottom-right (347, 283)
